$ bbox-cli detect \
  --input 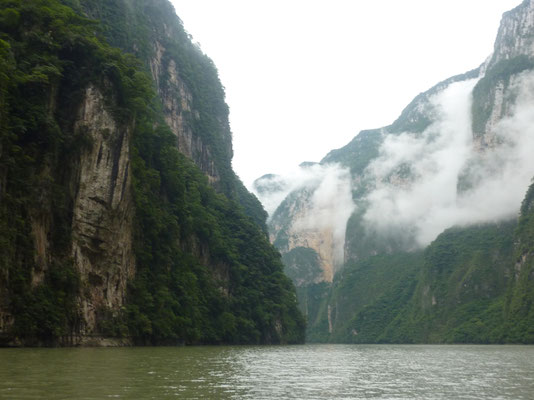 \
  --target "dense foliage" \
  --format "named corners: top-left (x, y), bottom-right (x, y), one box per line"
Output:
top-left (281, 247), bottom-right (323, 288)
top-left (128, 121), bottom-right (304, 344)
top-left (0, 0), bottom-right (304, 345)
top-left (393, 222), bottom-right (516, 344)
top-left (503, 182), bottom-right (534, 342)
top-left (306, 252), bottom-right (422, 343)
top-left (307, 222), bottom-right (527, 344)
top-left (0, 0), bottom-right (116, 343)
top-left (321, 129), bottom-right (383, 177)
top-left (71, 0), bottom-right (268, 230)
